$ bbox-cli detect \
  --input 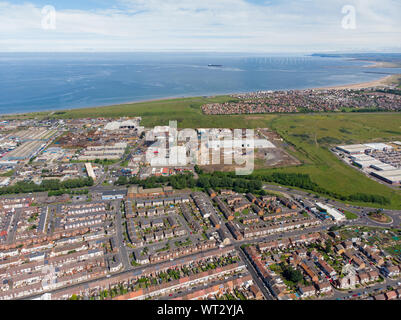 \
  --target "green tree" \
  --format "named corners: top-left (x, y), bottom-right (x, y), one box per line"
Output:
top-left (282, 265), bottom-right (303, 284)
